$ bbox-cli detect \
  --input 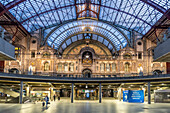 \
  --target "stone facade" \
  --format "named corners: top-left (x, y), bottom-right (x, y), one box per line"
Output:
top-left (4, 35), bottom-right (167, 77)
